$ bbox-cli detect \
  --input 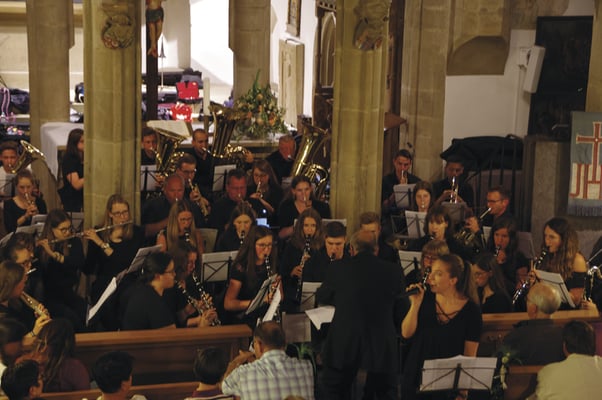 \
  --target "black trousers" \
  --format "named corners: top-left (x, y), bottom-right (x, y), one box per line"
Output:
top-left (320, 364), bottom-right (398, 400)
